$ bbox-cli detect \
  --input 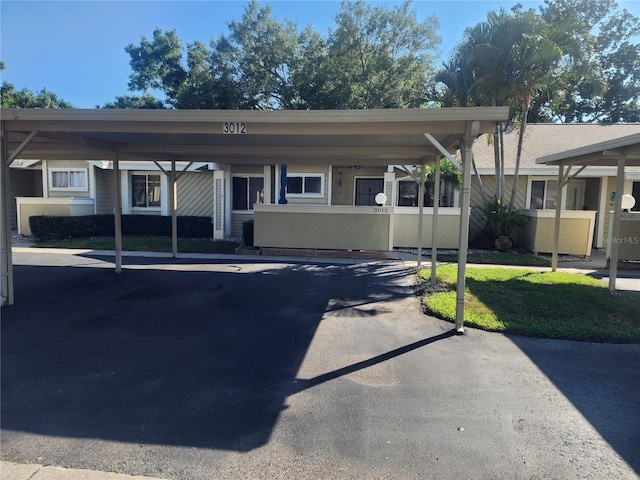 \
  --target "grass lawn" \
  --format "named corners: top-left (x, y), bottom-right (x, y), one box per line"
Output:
top-left (33, 236), bottom-right (240, 255)
top-left (418, 265), bottom-right (640, 343)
